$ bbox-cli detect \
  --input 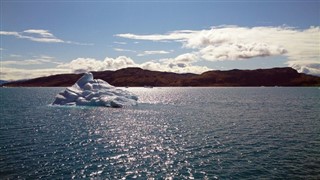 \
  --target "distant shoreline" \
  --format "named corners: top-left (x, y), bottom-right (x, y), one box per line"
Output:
top-left (2, 67), bottom-right (320, 87)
